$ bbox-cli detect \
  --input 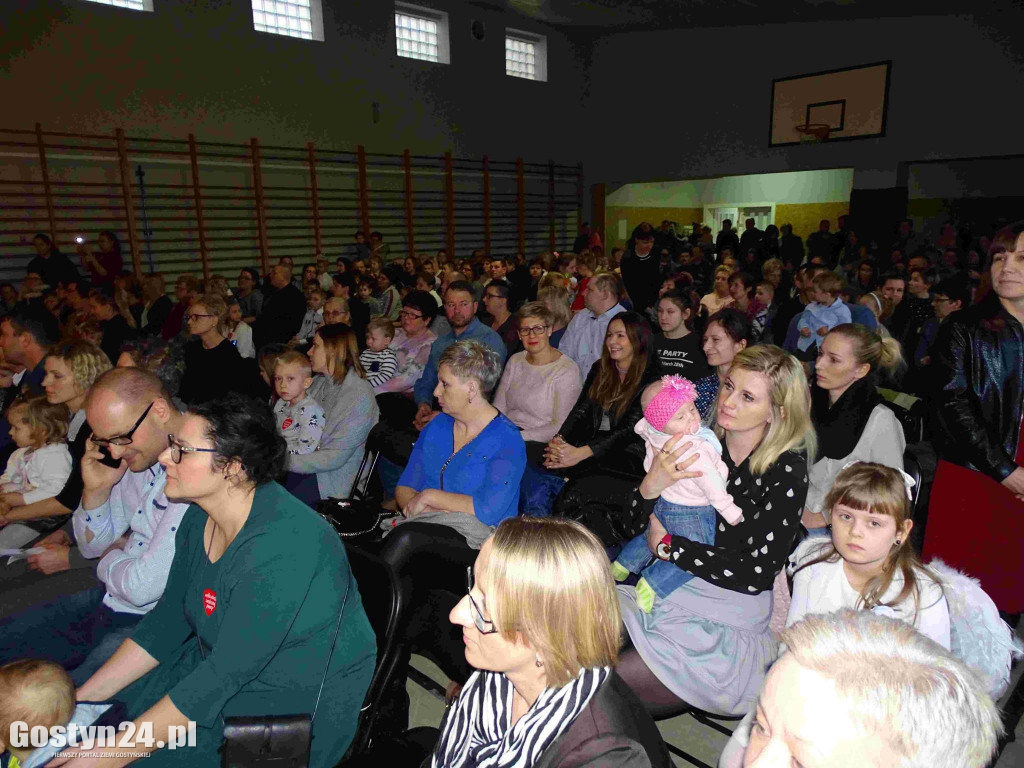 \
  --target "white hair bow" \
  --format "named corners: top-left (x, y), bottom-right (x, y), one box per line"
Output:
top-left (840, 460), bottom-right (916, 501)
